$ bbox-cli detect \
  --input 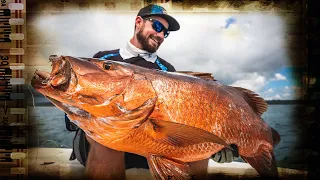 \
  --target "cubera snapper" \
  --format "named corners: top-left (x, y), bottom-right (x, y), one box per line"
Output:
top-left (31, 56), bottom-right (280, 179)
